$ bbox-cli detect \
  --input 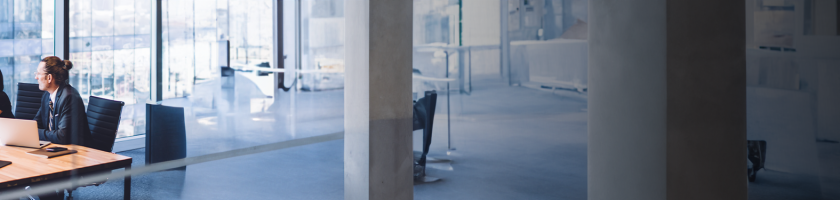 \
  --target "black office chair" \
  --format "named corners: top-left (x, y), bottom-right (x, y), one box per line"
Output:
top-left (747, 140), bottom-right (767, 182)
top-left (145, 104), bottom-right (187, 166)
top-left (413, 90), bottom-right (440, 182)
top-left (66, 96), bottom-right (125, 200)
top-left (86, 96), bottom-right (125, 152)
top-left (15, 83), bottom-right (44, 120)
